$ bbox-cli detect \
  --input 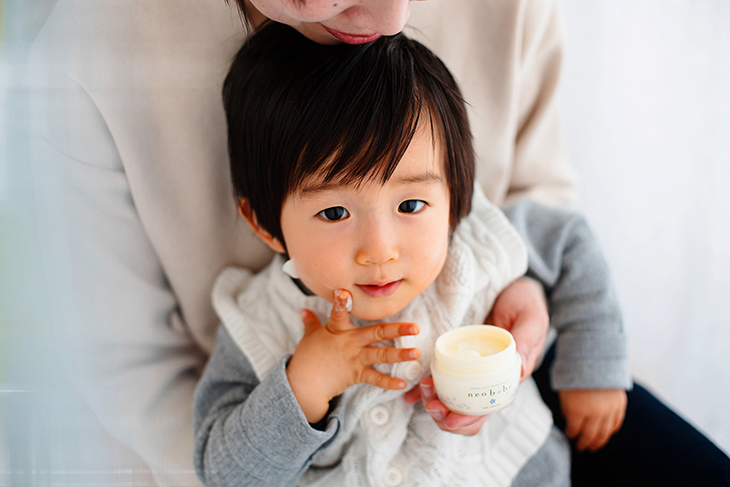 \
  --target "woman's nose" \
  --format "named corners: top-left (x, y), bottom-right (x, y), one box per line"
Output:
top-left (343, 0), bottom-right (412, 36)
top-left (355, 218), bottom-right (399, 265)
